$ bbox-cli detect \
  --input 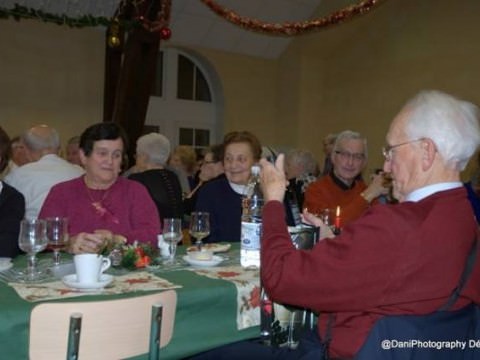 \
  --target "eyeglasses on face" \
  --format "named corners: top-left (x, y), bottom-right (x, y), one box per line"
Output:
top-left (334, 150), bottom-right (365, 162)
top-left (382, 138), bottom-right (424, 161)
